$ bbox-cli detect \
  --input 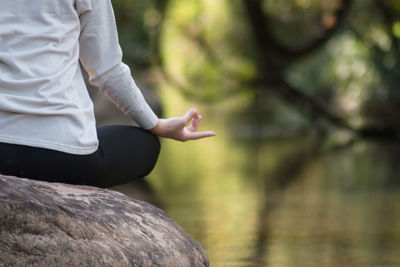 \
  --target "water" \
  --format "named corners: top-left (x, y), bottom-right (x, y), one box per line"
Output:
top-left (109, 88), bottom-right (400, 266)
top-left (113, 134), bottom-right (400, 267)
